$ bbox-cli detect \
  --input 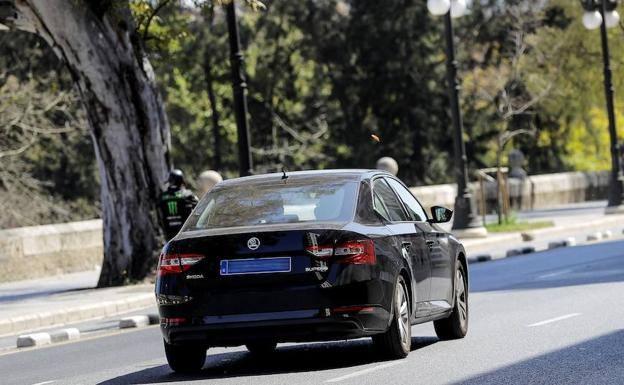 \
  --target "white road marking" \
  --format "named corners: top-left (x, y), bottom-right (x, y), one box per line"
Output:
top-left (31, 381), bottom-right (55, 385)
top-left (527, 313), bottom-right (581, 327)
top-left (536, 269), bottom-right (571, 279)
top-left (325, 361), bottom-right (405, 383)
